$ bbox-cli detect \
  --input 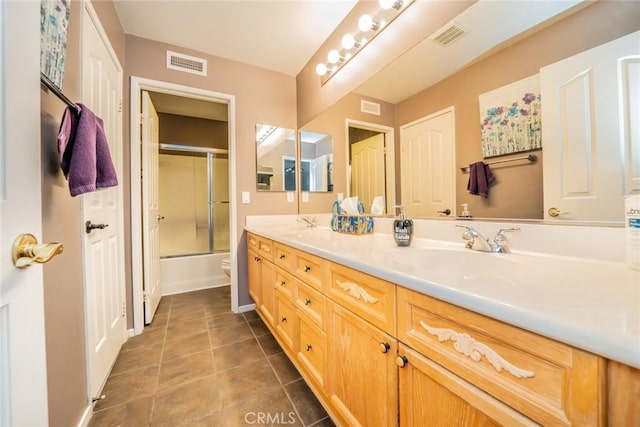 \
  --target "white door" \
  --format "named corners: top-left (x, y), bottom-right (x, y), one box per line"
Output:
top-left (541, 31), bottom-right (640, 221)
top-left (351, 134), bottom-right (386, 213)
top-left (400, 108), bottom-right (456, 218)
top-left (310, 155), bottom-right (329, 192)
top-left (1, 1), bottom-right (49, 424)
top-left (81, 3), bottom-right (126, 398)
top-left (142, 91), bottom-right (161, 323)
